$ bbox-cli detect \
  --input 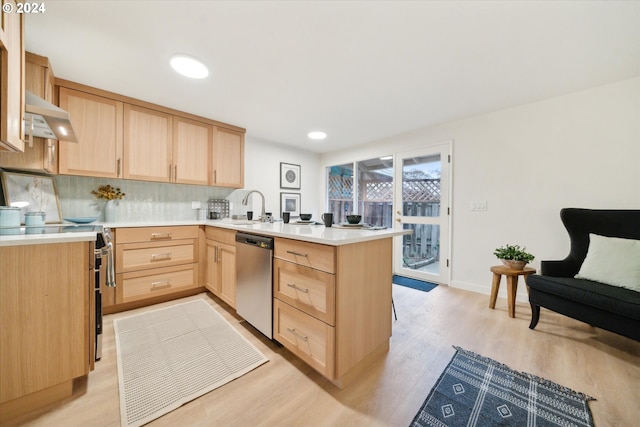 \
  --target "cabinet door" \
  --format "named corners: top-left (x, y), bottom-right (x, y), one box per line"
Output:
top-left (212, 127), bottom-right (244, 188)
top-left (0, 242), bottom-right (89, 403)
top-left (58, 87), bottom-right (124, 177)
top-left (205, 239), bottom-right (221, 295)
top-left (173, 117), bottom-right (211, 185)
top-left (0, 53), bottom-right (57, 171)
top-left (0, 1), bottom-right (25, 152)
top-left (218, 242), bottom-right (236, 308)
top-left (124, 104), bottom-right (173, 182)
